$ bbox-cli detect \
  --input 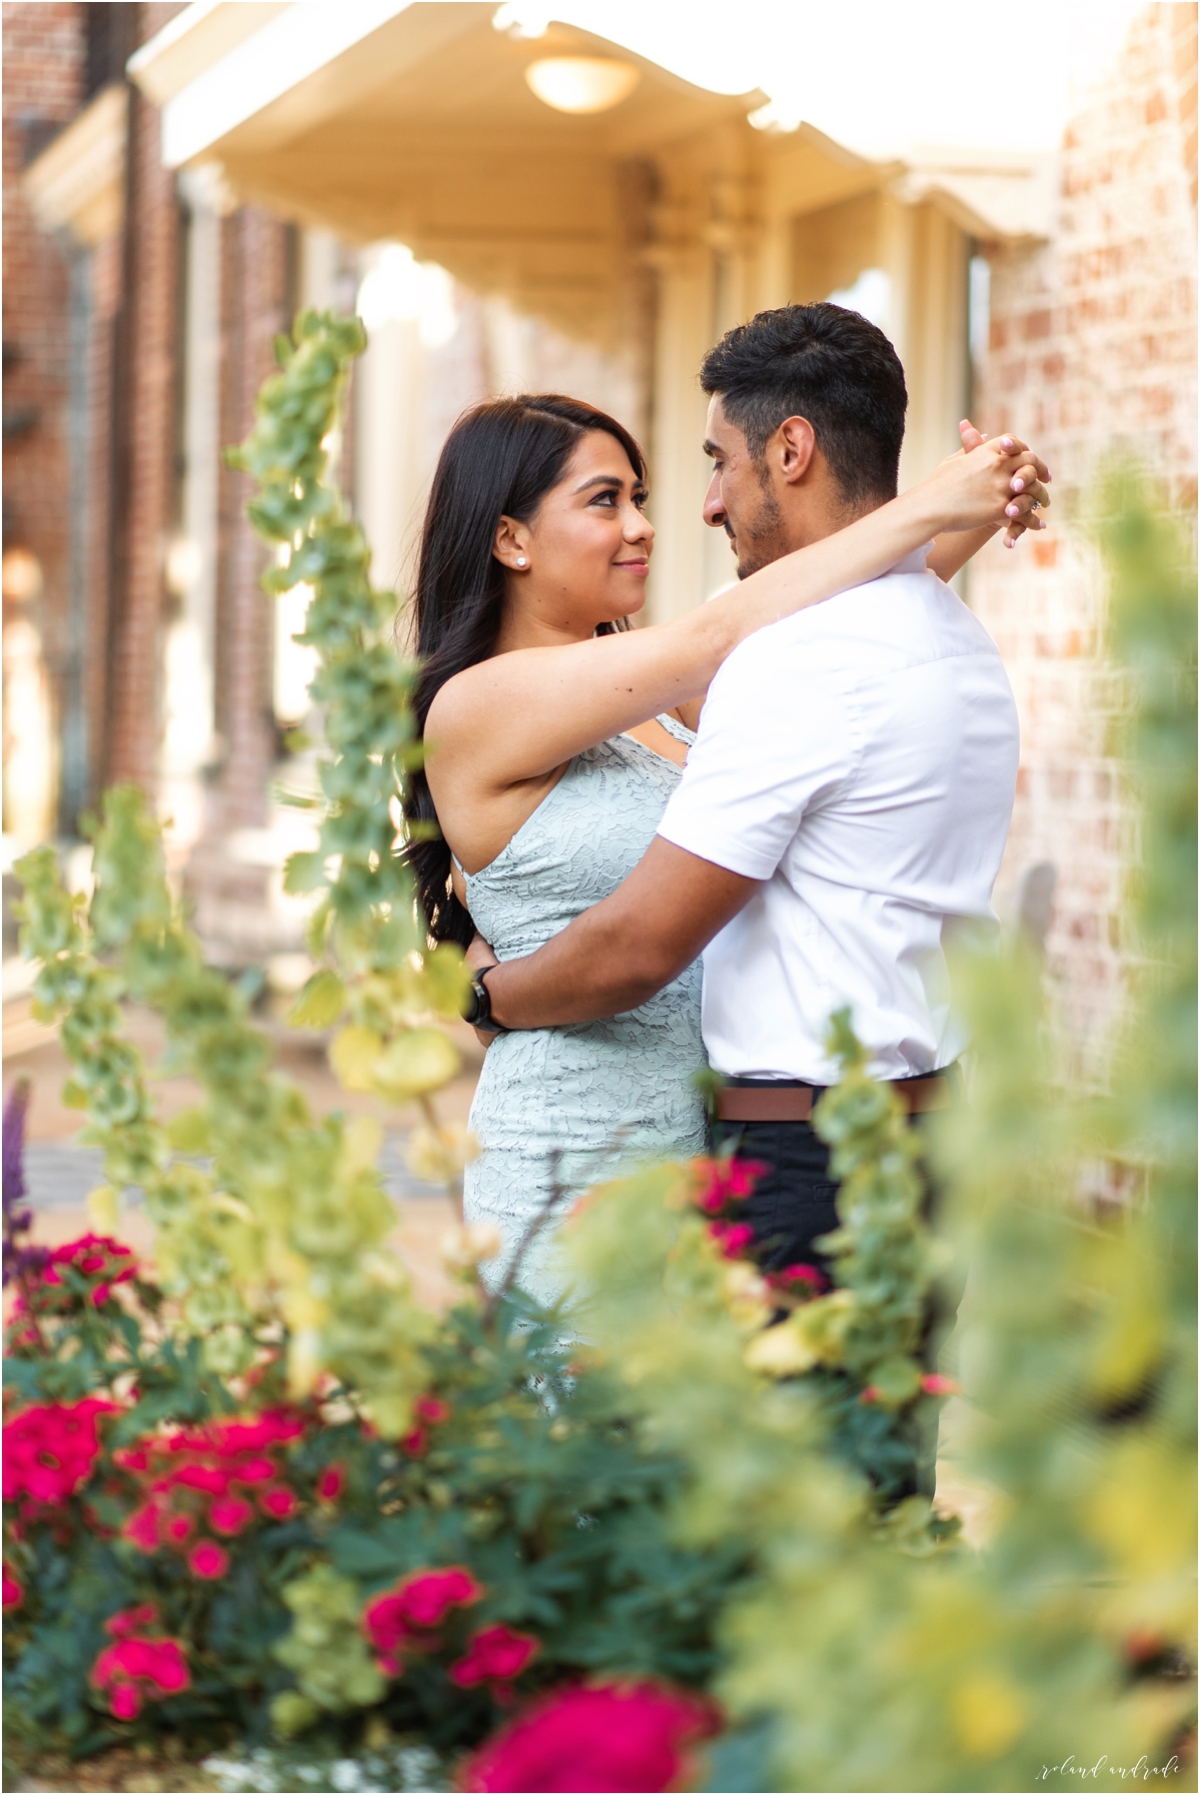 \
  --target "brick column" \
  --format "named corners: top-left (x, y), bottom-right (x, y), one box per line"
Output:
top-left (1, 2), bottom-right (83, 844)
top-left (212, 206), bottom-right (291, 834)
top-left (970, 3), bottom-right (1197, 1069)
top-left (103, 15), bottom-right (181, 793)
